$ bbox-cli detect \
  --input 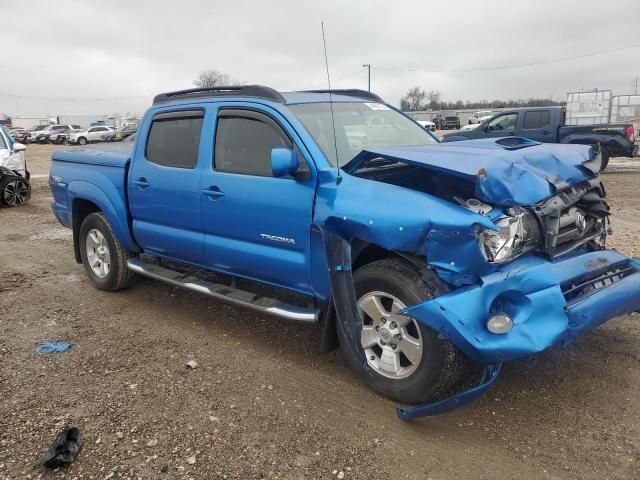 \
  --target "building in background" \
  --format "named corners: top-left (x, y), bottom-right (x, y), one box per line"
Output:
top-left (8, 115), bottom-right (53, 128)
